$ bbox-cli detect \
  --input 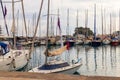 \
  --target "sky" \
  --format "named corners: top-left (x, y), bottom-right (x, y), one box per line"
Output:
top-left (1, 0), bottom-right (120, 37)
